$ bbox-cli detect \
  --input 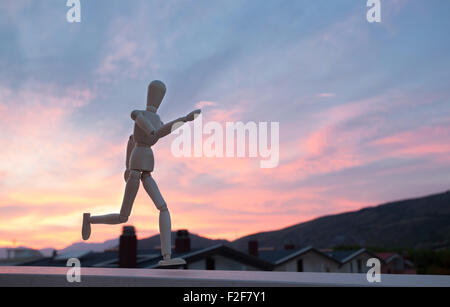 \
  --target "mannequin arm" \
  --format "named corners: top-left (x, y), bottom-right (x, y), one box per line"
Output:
top-left (155, 117), bottom-right (186, 139)
top-left (132, 111), bottom-right (156, 136)
top-left (124, 135), bottom-right (135, 182)
top-left (155, 109), bottom-right (201, 139)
